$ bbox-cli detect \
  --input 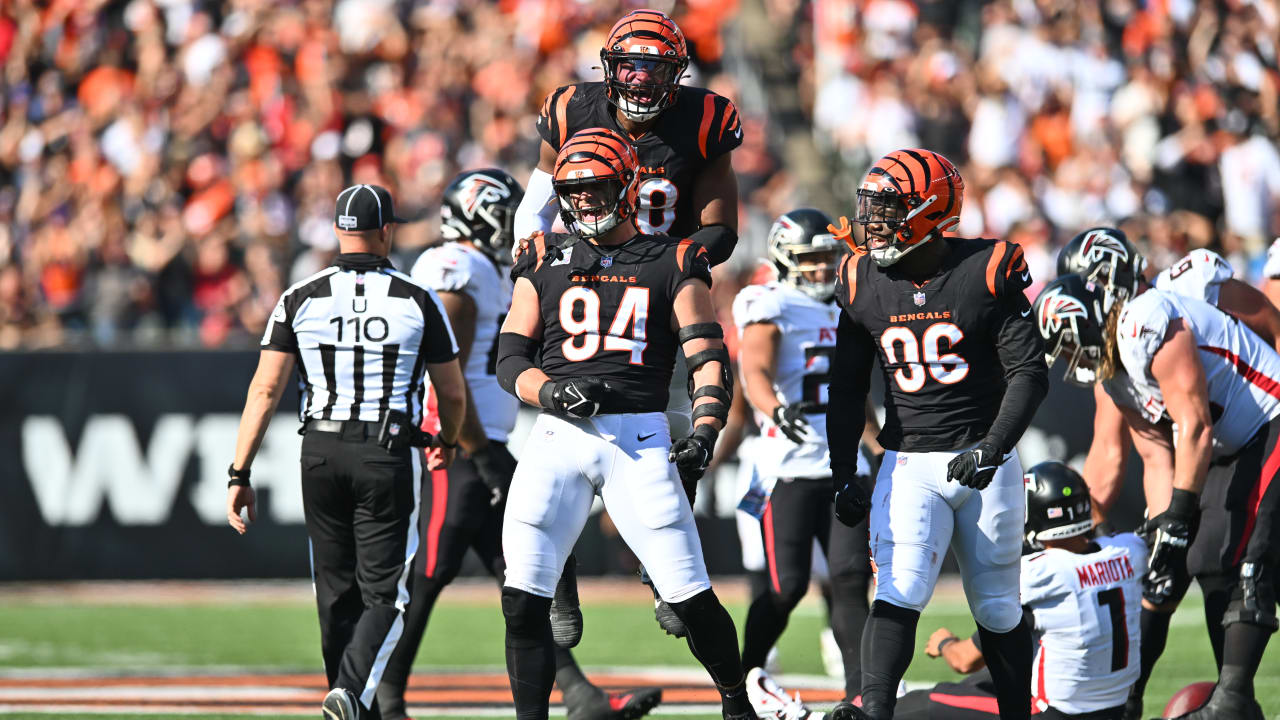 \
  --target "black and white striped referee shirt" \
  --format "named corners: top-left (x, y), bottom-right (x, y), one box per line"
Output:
top-left (262, 253), bottom-right (458, 425)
